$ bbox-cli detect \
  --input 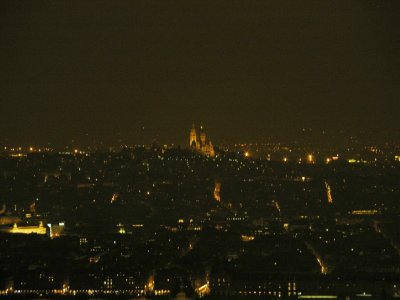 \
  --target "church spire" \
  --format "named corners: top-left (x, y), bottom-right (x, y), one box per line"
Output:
top-left (189, 123), bottom-right (197, 149)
